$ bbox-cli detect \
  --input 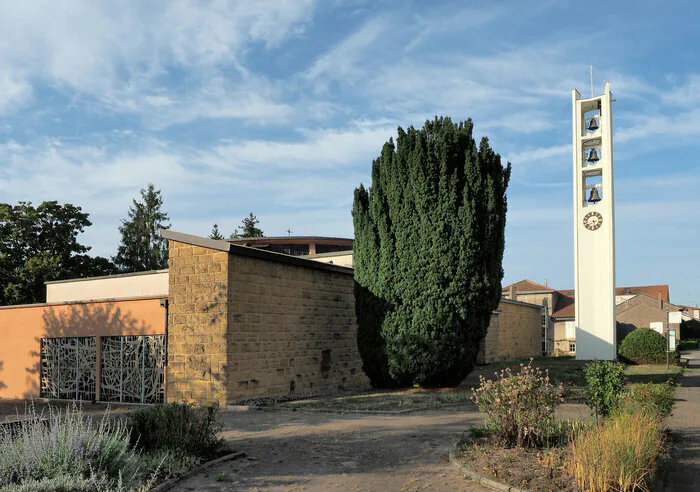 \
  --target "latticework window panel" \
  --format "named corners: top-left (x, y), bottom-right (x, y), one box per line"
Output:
top-left (100, 335), bottom-right (165, 404)
top-left (40, 337), bottom-right (97, 400)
